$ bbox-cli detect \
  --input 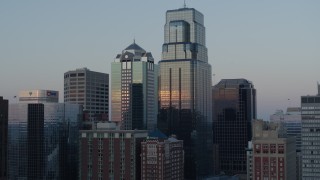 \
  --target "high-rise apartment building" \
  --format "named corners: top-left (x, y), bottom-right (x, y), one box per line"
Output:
top-left (301, 84), bottom-right (320, 179)
top-left (212, 79), bottom-right (256, 176)
top-left (8, 102), bottom-right (82, 180)
top-left (157, 7), bottom-right (213, 179)
top-left (0, 97), bottom-right (8, 180)
top-left (141, 131), bottom-right (184, 180)
top-left (111, 42), bottom-right (158, 130)
top-left (64, 68), bottom-right (109, 122)
top-left (79, 123), bottom-right (147, 180)
top-left (251, 119), bottom-right (296, 180)
top-left (19, 90), bottom-right (59, 103)
top-left (270, 107), bottom-right (302, 150)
